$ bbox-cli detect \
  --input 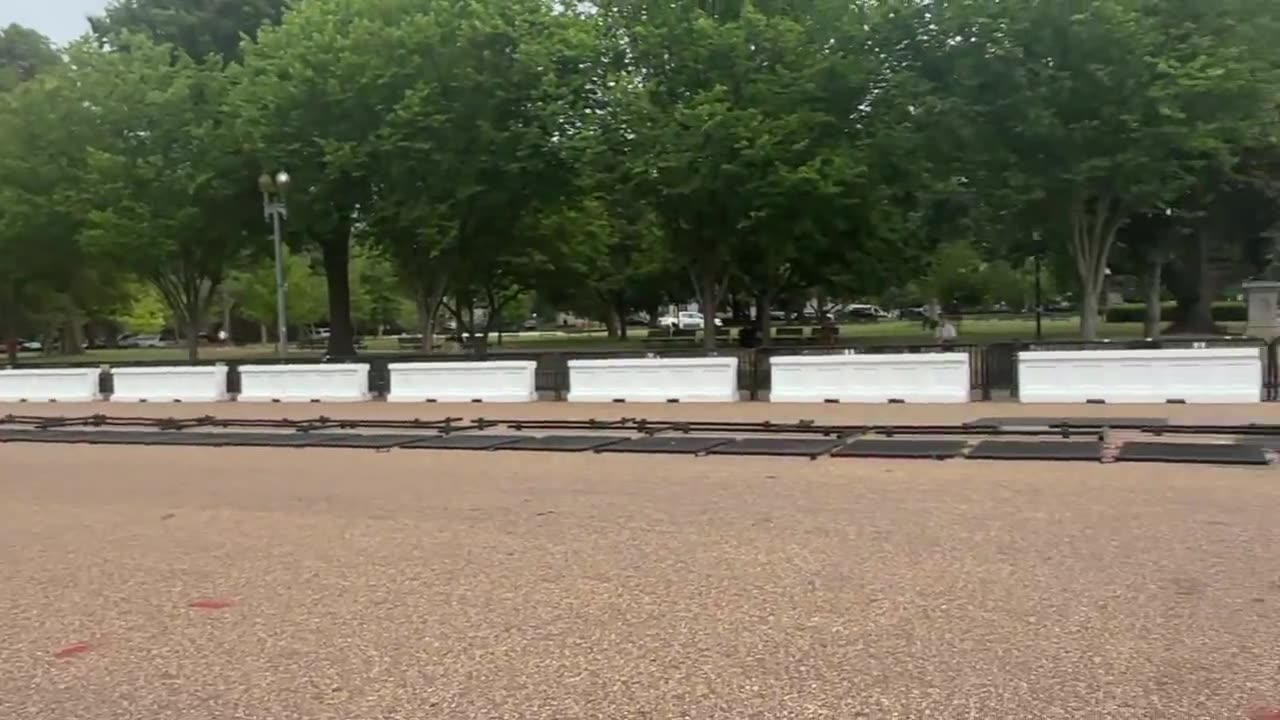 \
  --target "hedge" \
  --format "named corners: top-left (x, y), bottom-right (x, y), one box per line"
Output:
top-left (1104, 302), bottom-right (1246, 323)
